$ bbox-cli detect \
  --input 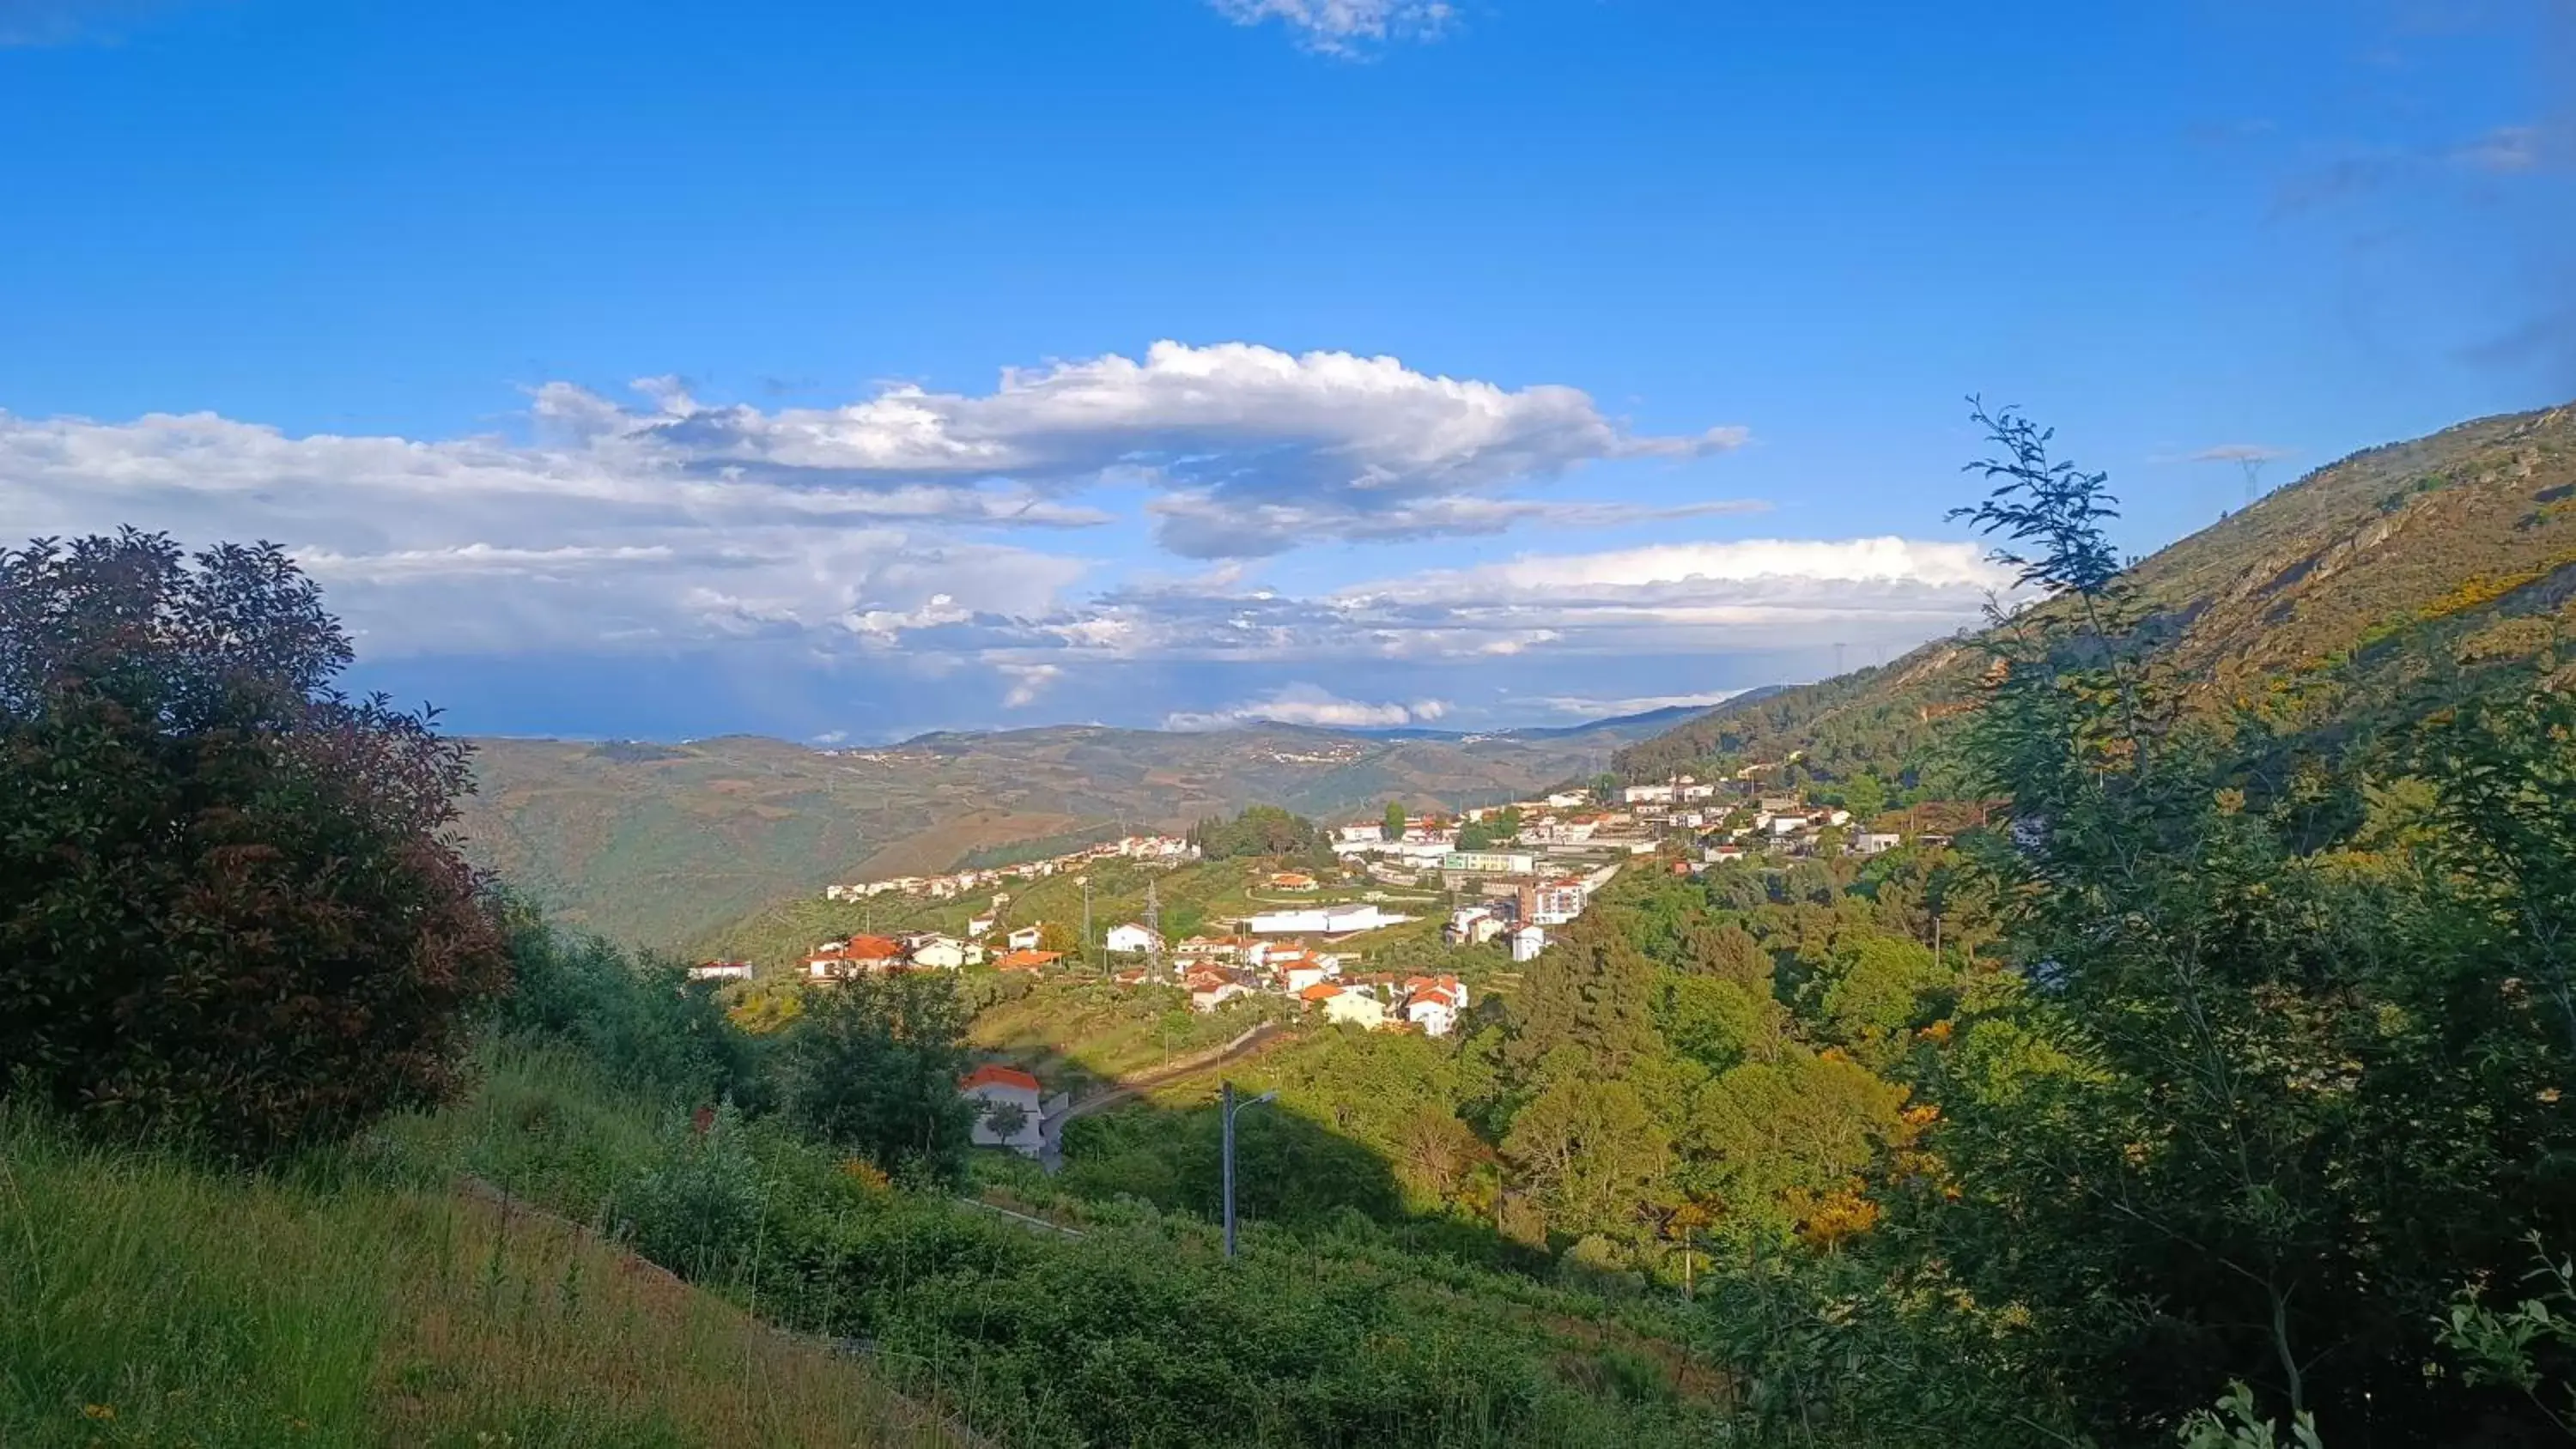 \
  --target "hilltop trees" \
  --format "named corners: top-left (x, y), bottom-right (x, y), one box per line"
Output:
top-left (1188, 804), bottom-right (1328, 863)
top-left (0, 530), bottom-right (509, 1161)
